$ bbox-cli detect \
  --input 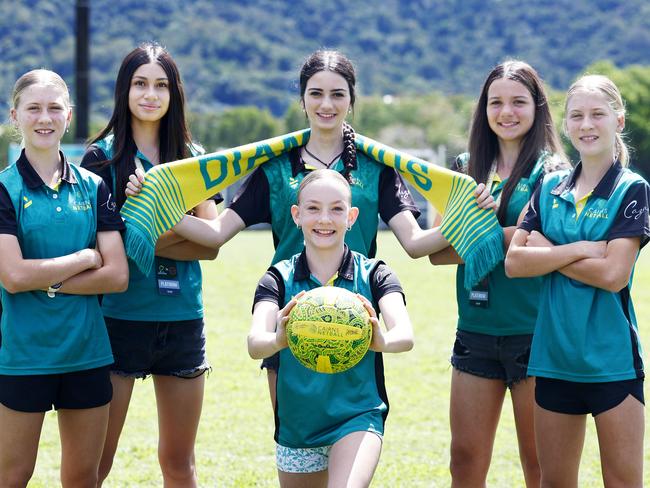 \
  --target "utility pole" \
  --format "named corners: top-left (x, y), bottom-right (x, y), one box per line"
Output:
top-left (75, 0), bottom-right (90, 141)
